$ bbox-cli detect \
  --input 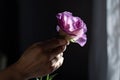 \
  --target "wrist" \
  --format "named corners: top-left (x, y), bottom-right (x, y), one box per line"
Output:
top-left (7, 63), bottom-right (26, 80)
top-left (0, 63), bottom-right (26, 80)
